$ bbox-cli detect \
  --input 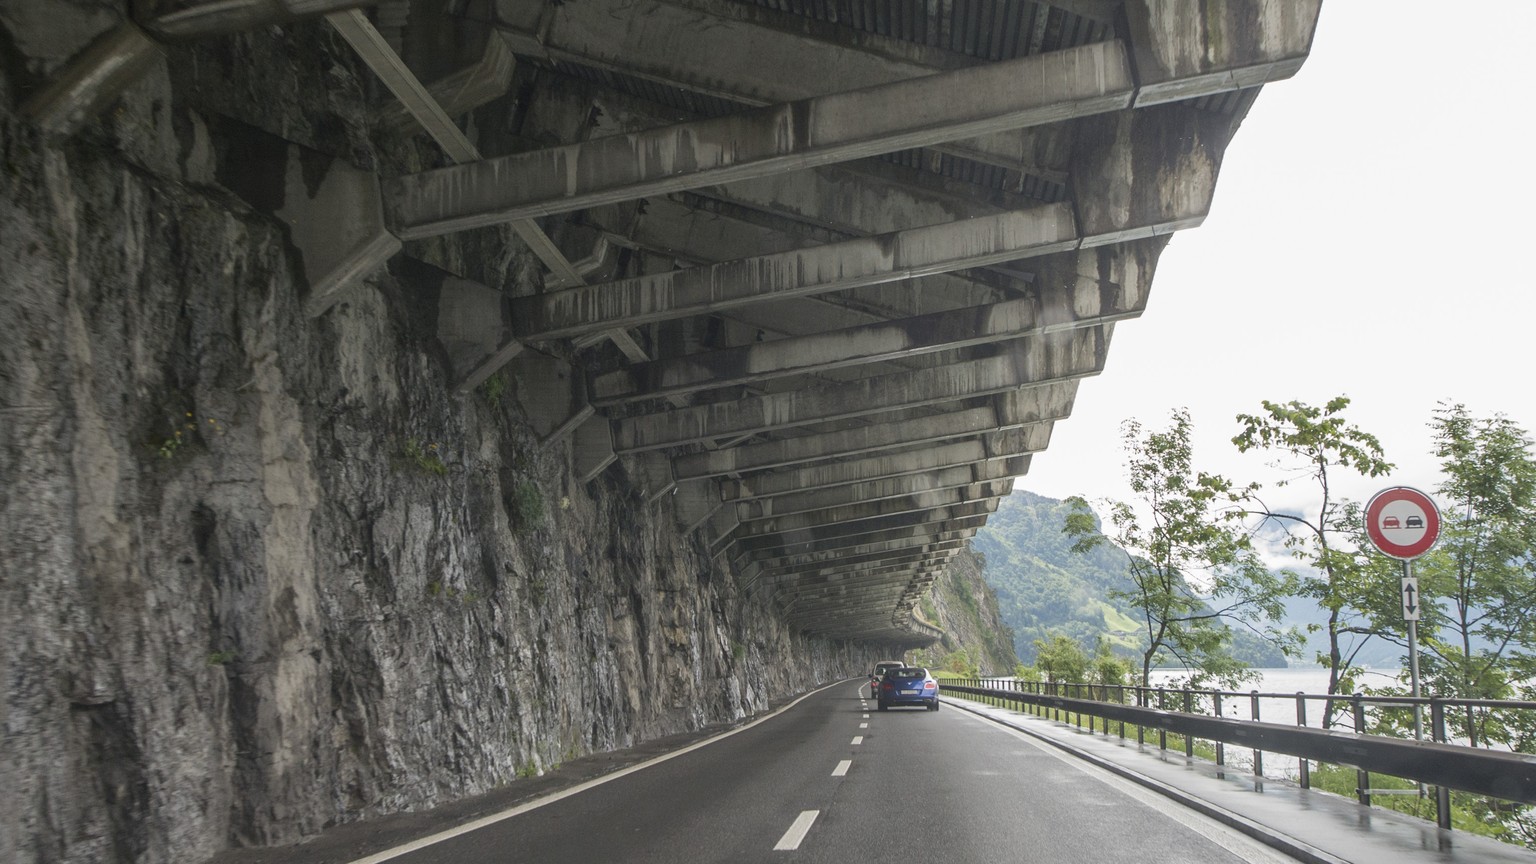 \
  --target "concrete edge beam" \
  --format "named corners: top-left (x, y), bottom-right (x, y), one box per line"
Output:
top-left (614, 329), bottom-right (1107, 452)
top-left (735, 484), bottom-right (1009, 537)
top-left (592, 283), bottom-right (1145, 405)
top-left (735, 456), bottom-right (1030, 521)
top-left (749, 529), bottom-right (978, 571)
top-left (511, 203), bottom-right (1078, 343)
top-left (732, 512), bottom-right (992, 560)
top-left (721, 424), bottom-right (1052, 502)
top-left (383, 41), bottom-right (1135, 237)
